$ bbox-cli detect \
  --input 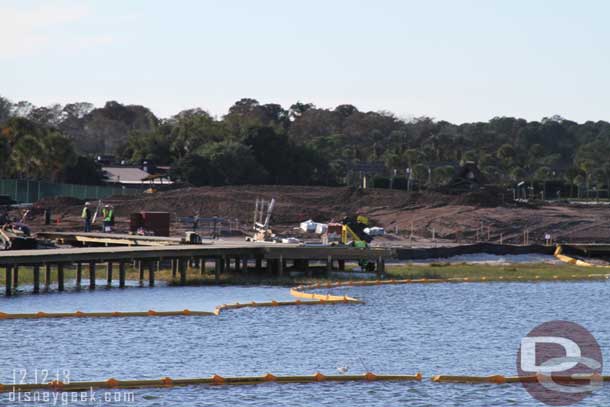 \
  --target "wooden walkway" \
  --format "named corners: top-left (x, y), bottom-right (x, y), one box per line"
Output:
top-left (0, 242), bottom-right (391, 296)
